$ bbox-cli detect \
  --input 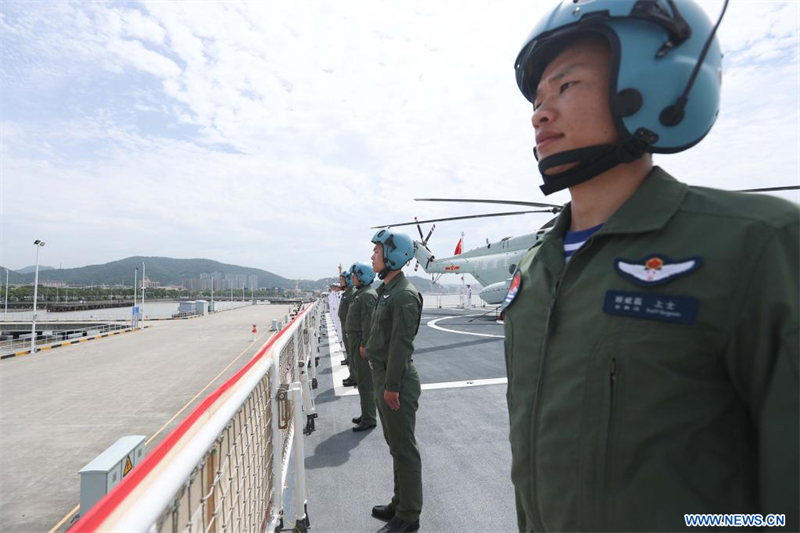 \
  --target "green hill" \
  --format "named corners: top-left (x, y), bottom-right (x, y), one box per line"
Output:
top-left (4, 257), bottom-right (460, 292)
top-left (15, 265), bottom-right (56, 274)
top-left (0, 267), bottom-right (28, 285)
top-left (9, 257), bottom-right (295, 289)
